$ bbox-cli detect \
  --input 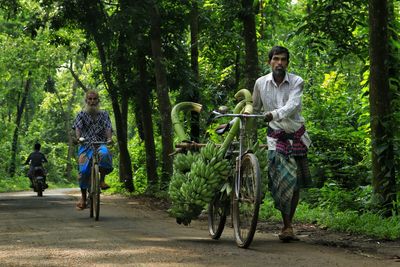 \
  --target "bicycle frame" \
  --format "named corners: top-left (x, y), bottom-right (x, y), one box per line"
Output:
top-left (79, 138), bottom-right (109, 220)
top-left (212, 111), bottom-right (265, 198)
top-left (212, 110), bottom-right (265, 248)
